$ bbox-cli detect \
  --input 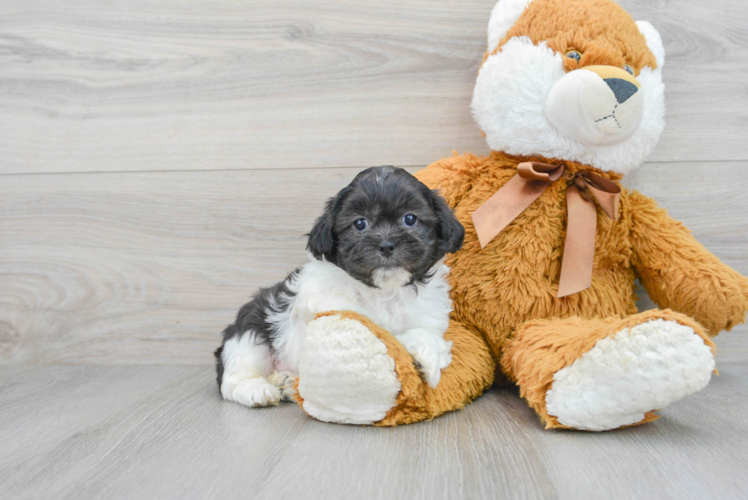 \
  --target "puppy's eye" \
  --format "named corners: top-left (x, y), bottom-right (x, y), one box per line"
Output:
top-left (402, 214), bottom-right (417, 227)
top-left (623, 64), bottom-right (635, 75)
top-left (565, 50), bottom-right (582, 63)
top-left (353, 218), bottom-right (368, 231)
